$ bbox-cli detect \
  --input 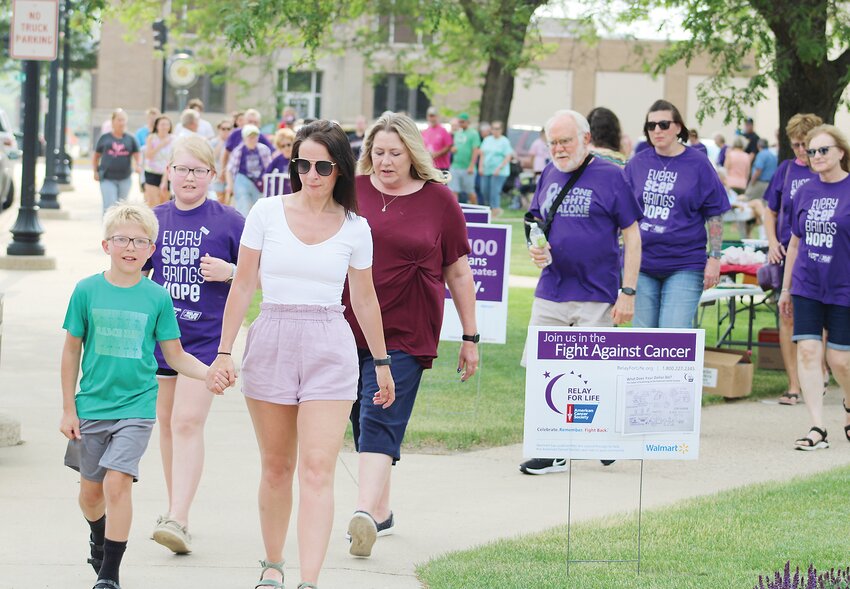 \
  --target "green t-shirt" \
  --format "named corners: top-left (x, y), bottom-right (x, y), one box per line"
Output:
top-left (451, 128), bottom-right (481, 170)
top-left (63, 273), bottom-right (181, 419)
